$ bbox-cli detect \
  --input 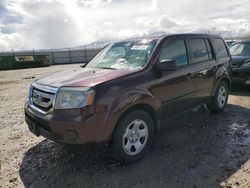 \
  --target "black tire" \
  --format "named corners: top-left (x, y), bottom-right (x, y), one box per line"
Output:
top-left (111, 110), bottom-right (154, 164)
top-left (209, 81), bottom-right (229, 113)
